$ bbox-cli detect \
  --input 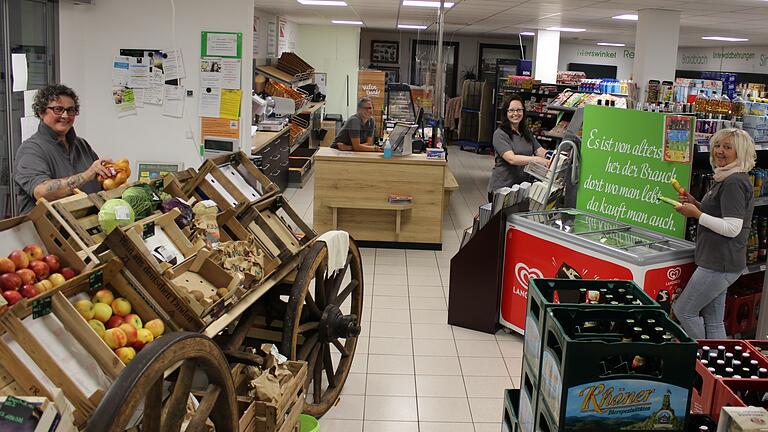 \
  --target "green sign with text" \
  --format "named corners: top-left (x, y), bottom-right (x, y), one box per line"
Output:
top-left (576, 106), bottom-right (694, 238)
